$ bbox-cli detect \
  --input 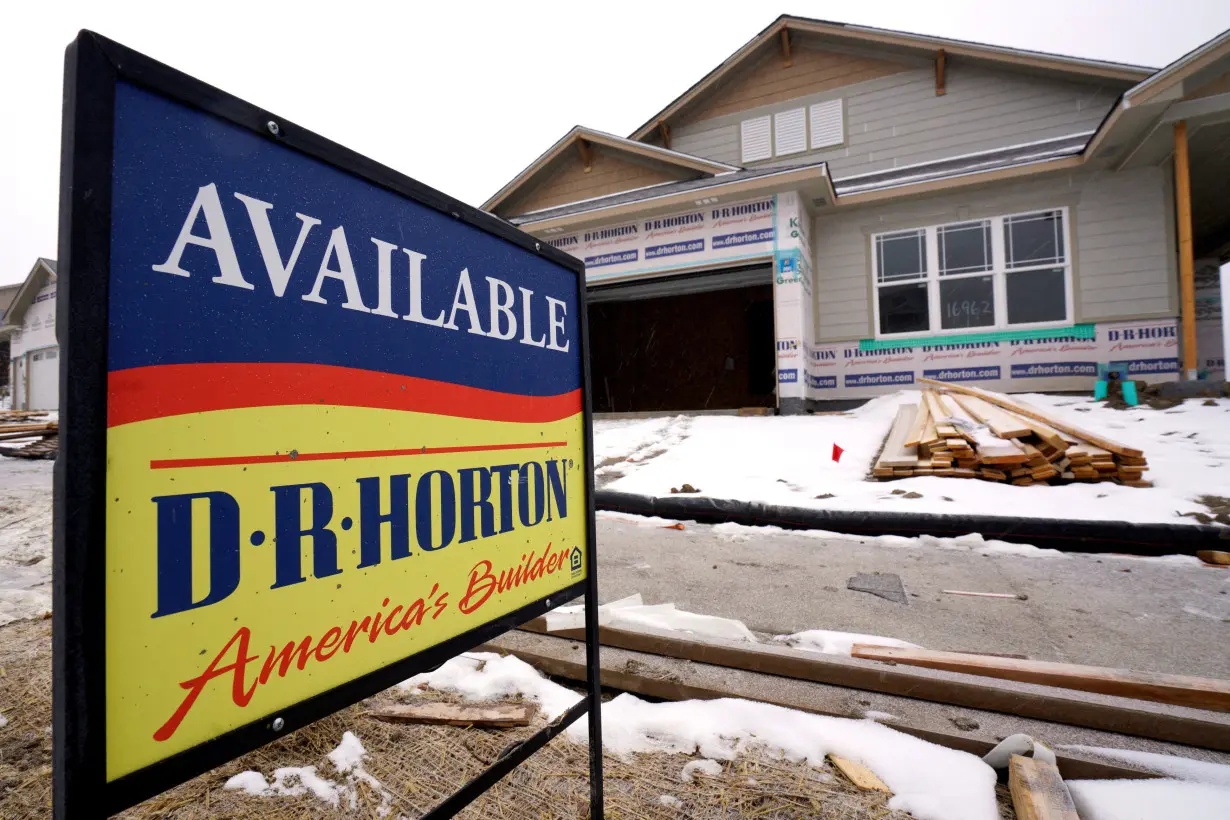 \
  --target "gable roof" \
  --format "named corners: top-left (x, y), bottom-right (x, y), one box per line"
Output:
top-left (2, 258), bottom-right (58, 331)
top-left (482, 126), bottom-right (739, 213)
top-left (628, 14), bottom-right (1155, 141)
